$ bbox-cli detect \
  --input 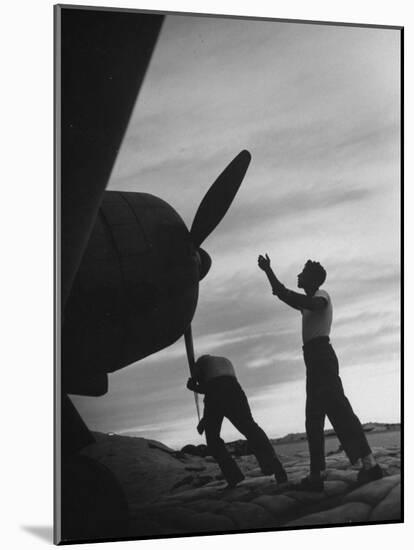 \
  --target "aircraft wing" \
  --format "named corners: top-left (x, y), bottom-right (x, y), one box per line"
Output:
top-left (57, 6), bottom-right (164, 309)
